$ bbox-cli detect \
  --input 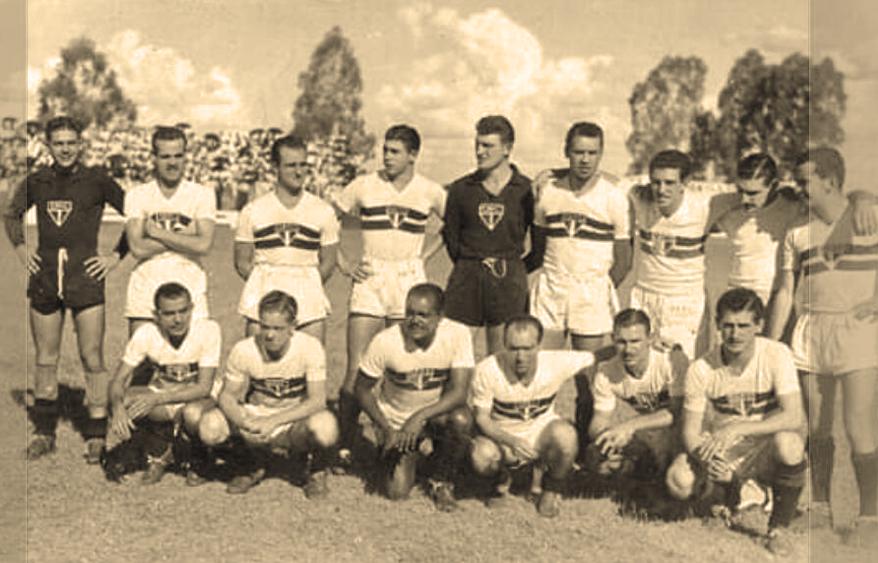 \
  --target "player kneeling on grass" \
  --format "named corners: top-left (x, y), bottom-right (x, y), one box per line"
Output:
top-left (470, 315), bottom-right (593, 518)
top-left (108, 282), bottom-right (220, 485)
top-left (354, 283), bottom-right (474, 512)
top-left (665, 288), bottom-right (805, 556)
top-left (198, 290), bottom-right (338, 498)
top-left (584, 309), bottom-right (685, 480)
